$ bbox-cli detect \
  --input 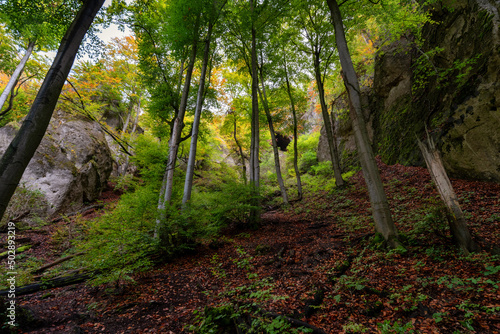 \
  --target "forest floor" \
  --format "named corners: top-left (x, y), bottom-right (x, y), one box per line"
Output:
top-left (7, 159), bottom-right (500, 333)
